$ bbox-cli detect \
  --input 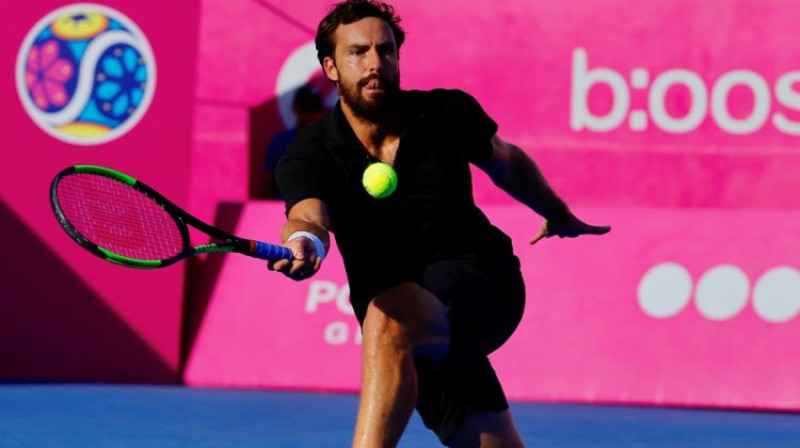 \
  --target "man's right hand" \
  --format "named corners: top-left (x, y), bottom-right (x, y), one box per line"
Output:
top-left (269, 198), bottom-right (331, 281)
top-left (268, 235), bottom-right (323, 281)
